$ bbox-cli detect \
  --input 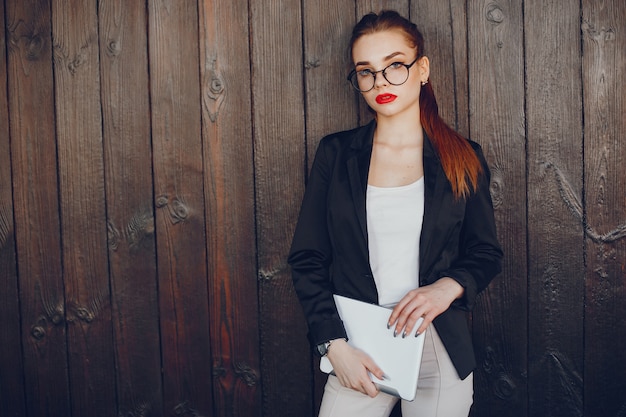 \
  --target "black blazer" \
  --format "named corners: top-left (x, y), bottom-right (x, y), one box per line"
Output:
top-left (288, 120), bottom-right (503, 379)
